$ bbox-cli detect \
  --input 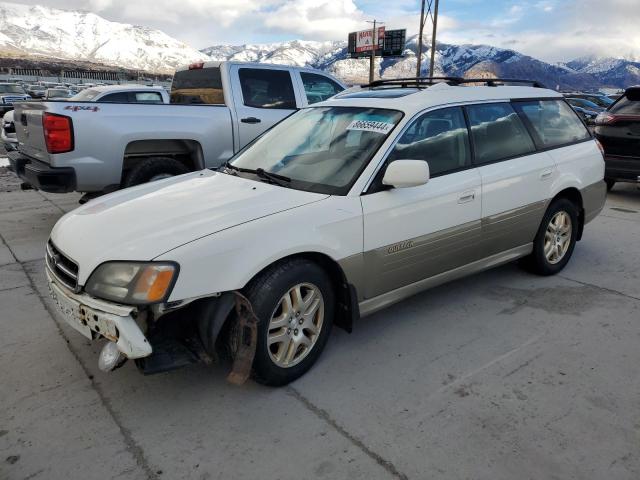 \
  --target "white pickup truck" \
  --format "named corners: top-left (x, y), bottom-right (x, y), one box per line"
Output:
top-left (9, 61), bottom-right (345, 196)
